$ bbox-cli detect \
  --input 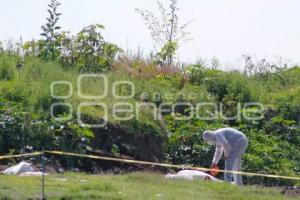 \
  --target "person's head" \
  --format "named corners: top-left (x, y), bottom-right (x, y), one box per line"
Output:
top-left (202, 130), bottom-right (216, 145)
